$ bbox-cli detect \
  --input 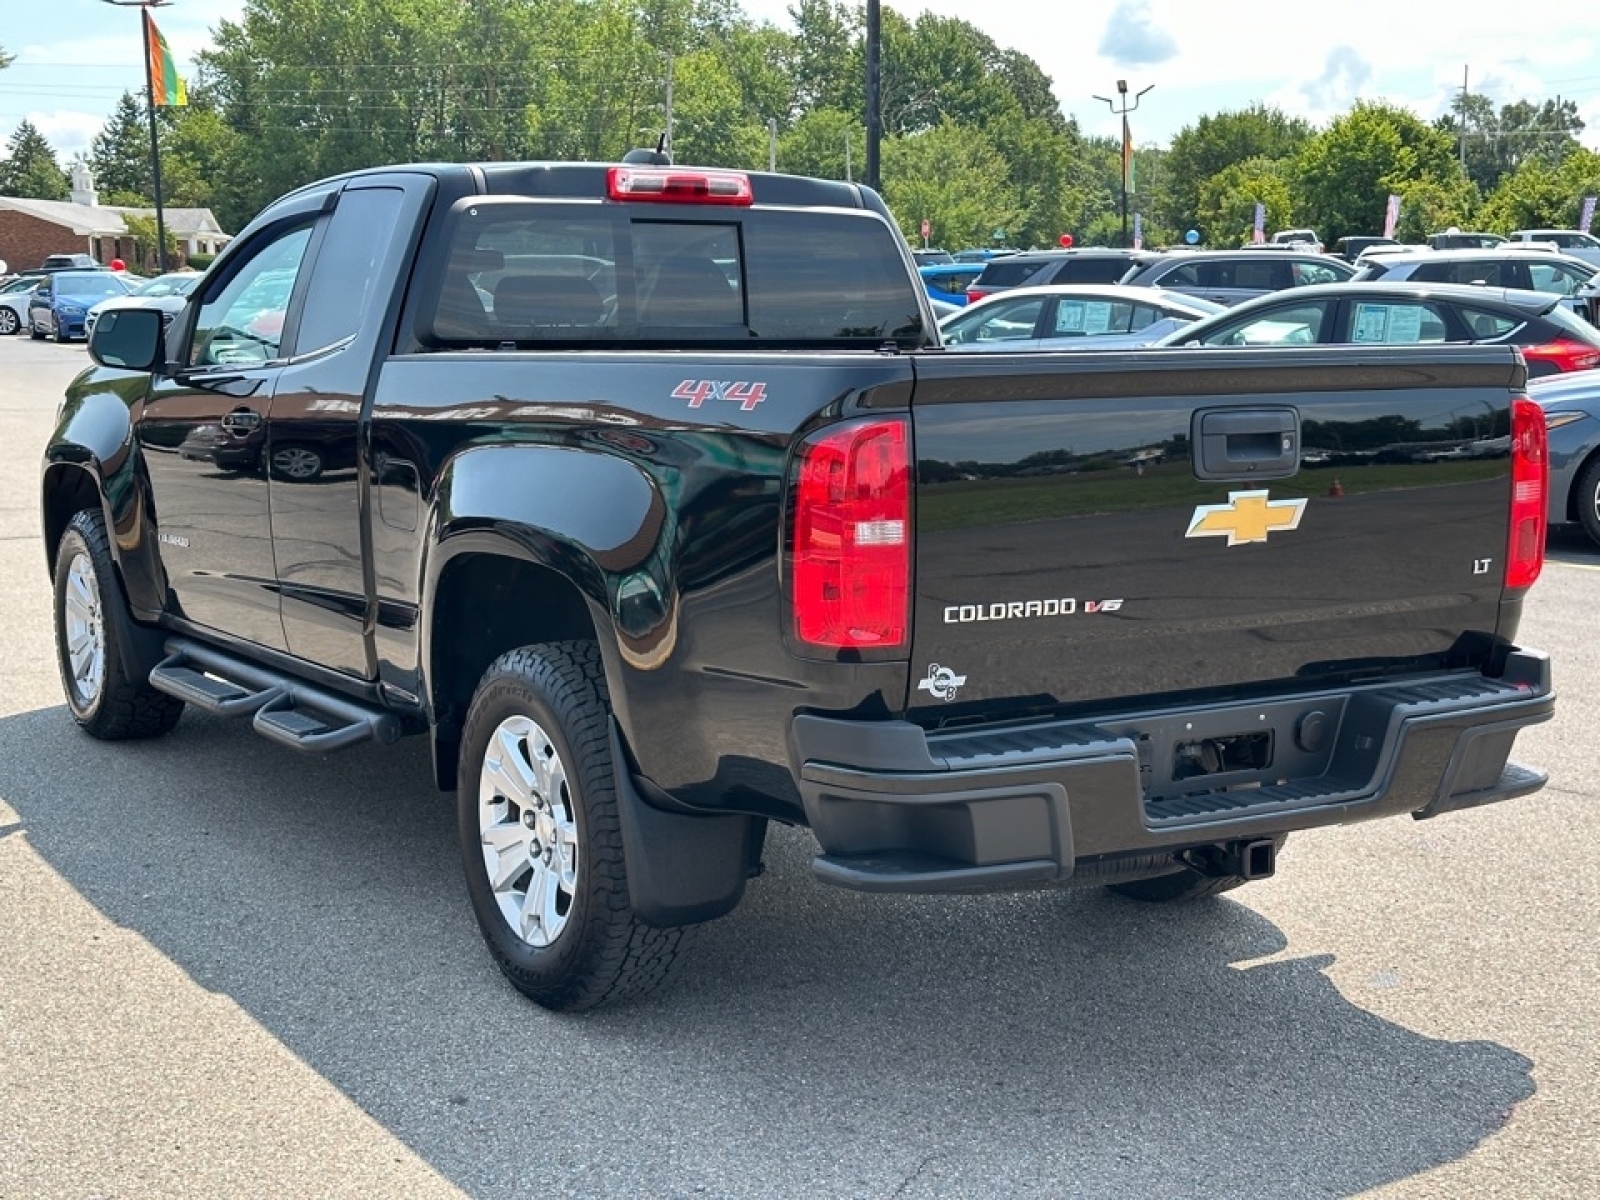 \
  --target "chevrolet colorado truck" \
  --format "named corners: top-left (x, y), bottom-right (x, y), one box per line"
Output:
top-left (45, 157), bottom-right (1555, 1010)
